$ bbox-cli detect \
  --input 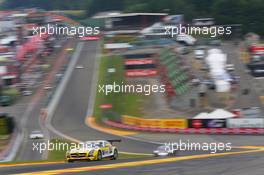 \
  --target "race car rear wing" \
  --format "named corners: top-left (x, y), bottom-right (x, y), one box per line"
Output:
top-left (107, 139), bottom-right (121, 145)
